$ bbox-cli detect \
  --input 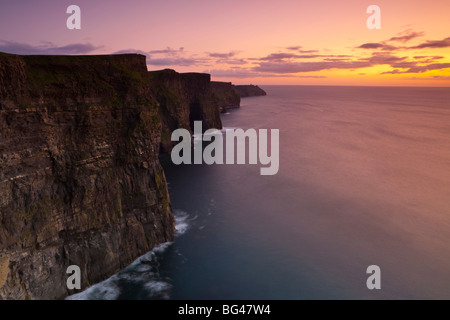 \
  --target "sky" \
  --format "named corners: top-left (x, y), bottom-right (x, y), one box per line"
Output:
top-left (0, 0), bottom-right (449, 86)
